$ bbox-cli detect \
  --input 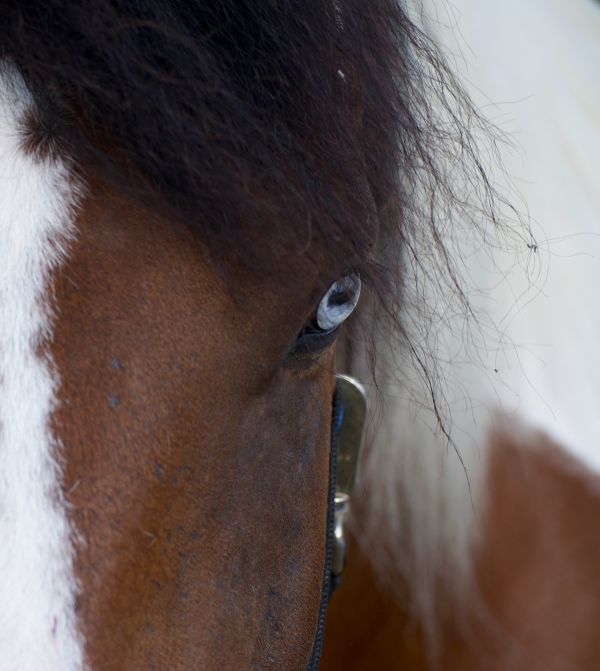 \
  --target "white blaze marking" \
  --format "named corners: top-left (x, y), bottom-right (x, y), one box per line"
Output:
top-left (0, 66), bottom-right (85, 670)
